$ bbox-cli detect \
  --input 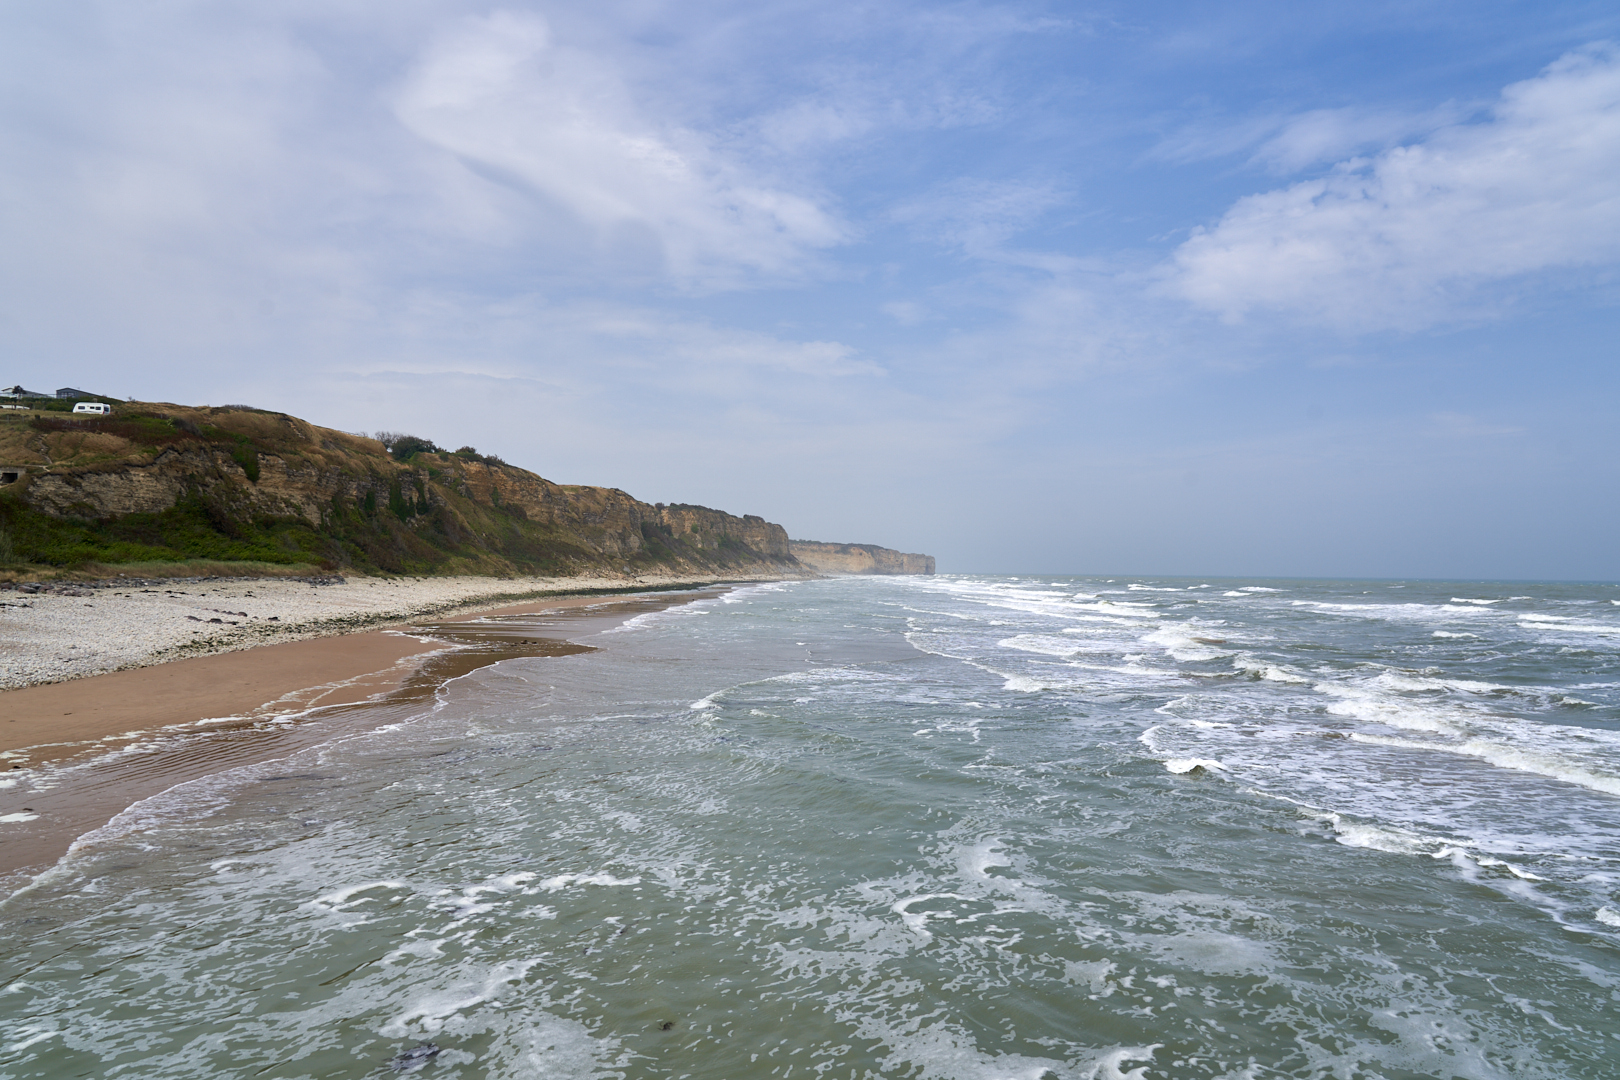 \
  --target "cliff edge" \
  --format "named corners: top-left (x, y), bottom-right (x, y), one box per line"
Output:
top-left (790, 541), bottom-right (934, 576)
top-left (0, 401), bottom-right (808, 580)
